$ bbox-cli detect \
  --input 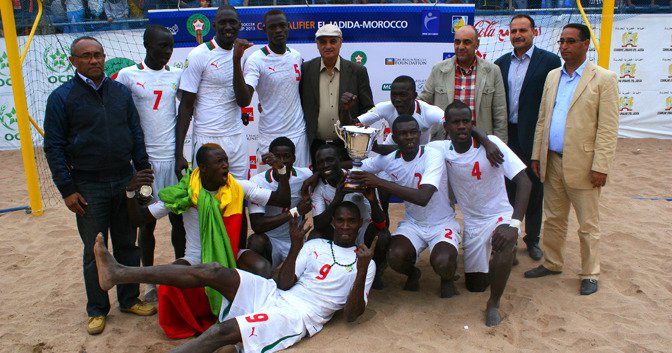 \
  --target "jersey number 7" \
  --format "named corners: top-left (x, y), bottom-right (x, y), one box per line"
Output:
top-left (152, 90), bottom-right (163, 110)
